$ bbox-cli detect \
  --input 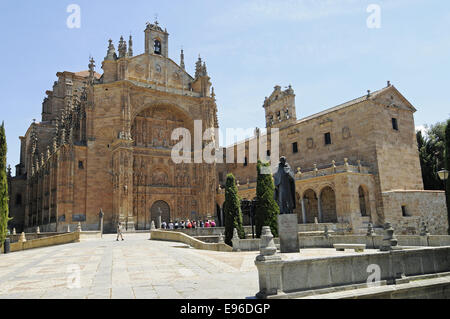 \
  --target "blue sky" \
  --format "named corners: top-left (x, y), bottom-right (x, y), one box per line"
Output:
top-left (1, 0), bottom-right (449, 169)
